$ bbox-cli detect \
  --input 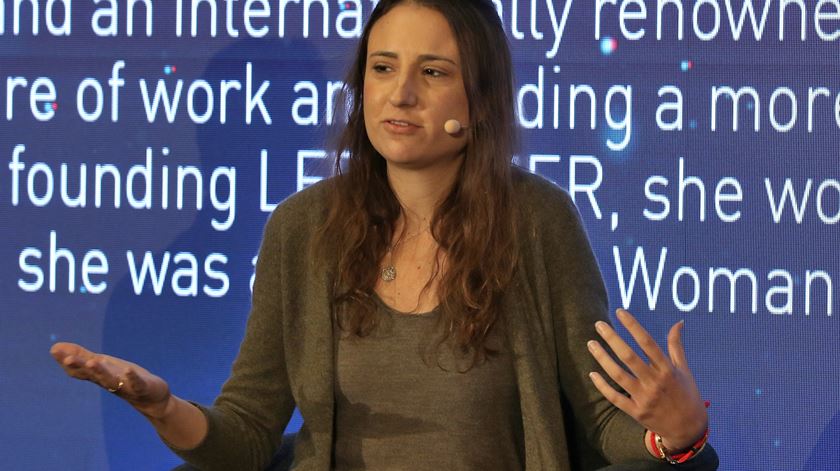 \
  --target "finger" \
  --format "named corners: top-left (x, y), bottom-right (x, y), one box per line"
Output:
top-left (51, 342), bottom-right (93, 364)
top-left (85, 357), bottom-right (123, 391)
top-left (60, 357), bottom-right (97, 381)
top-left (62, 354), bottom-right (84, 369)
top-left (587, 340), bottom-right (640, 395)
top-left (667, 320), bottom-right (690, 371)
top-left (59, 353), bottom-right (101, 378)
top-left (50, 341), bottom-right (76, 358)
top-left (588, 371), bottom-right (637, 416)
top-left (615, 309), bottom-right (670, 368)
top-left (595, 319), bottom-right (653, 381)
